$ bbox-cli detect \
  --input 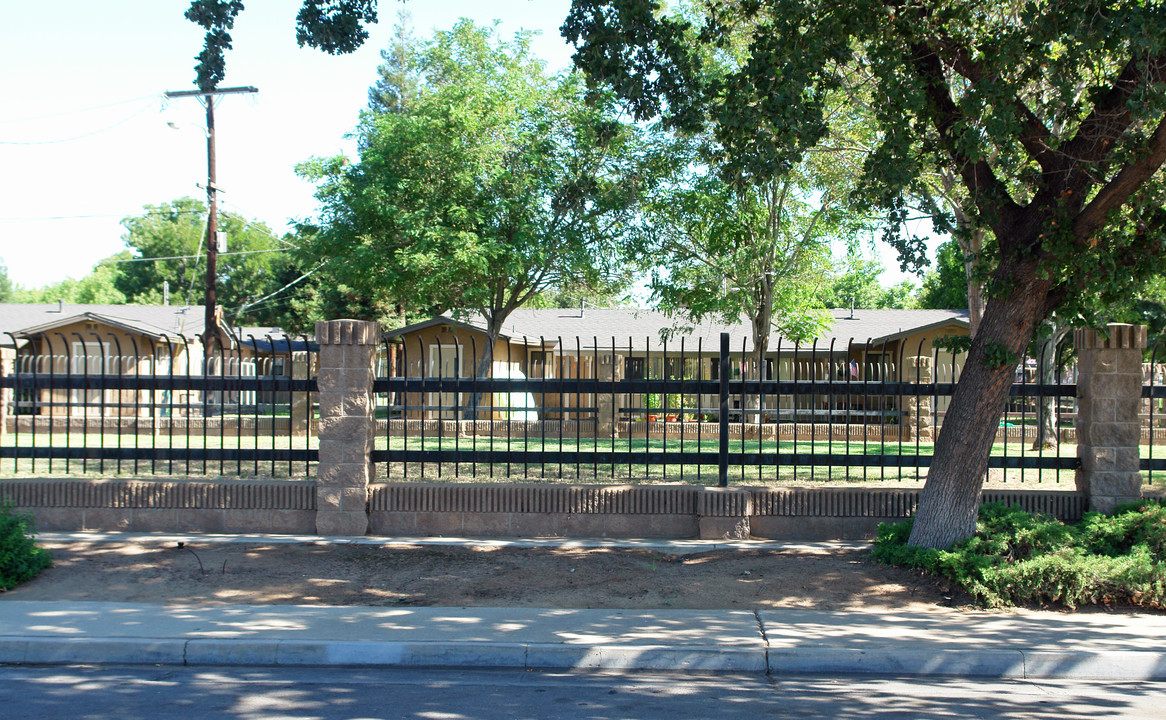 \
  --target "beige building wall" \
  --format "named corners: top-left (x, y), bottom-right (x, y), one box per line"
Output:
top-left (17, 322), bottom-right (203, 417)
